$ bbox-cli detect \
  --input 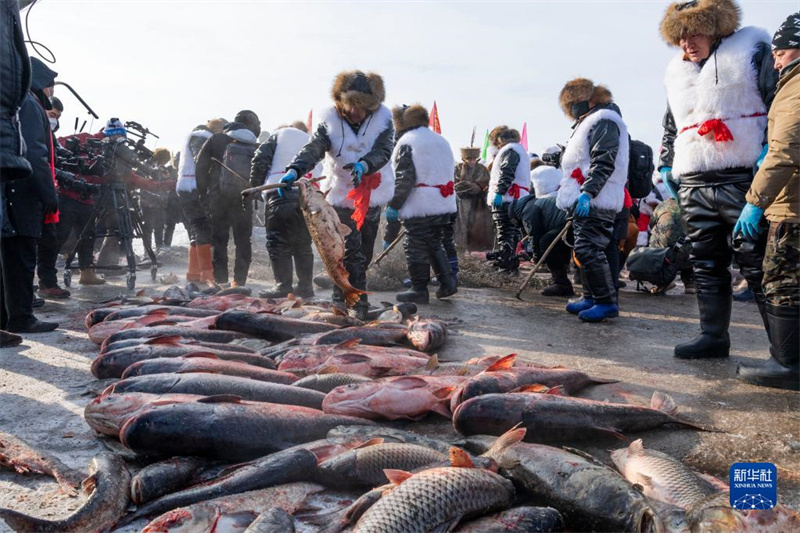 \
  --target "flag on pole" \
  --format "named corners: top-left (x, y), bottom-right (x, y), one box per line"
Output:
top-left (429, 101), bottom-right (441, 133)
top-left (520, 122), bottom-right (528, 151)
top-left (306, 109), bottom-right (313, 133)
top-left (481, 129), bottom-right (490, 161)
